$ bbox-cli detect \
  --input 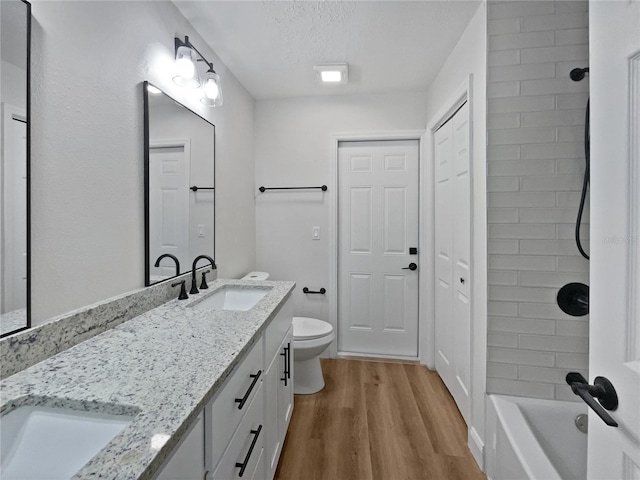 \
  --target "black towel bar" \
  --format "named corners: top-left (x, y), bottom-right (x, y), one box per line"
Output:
top-left (259, 185), bottom-right (327, 193)
top-left (303, 287), bottom-right (326, 295)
